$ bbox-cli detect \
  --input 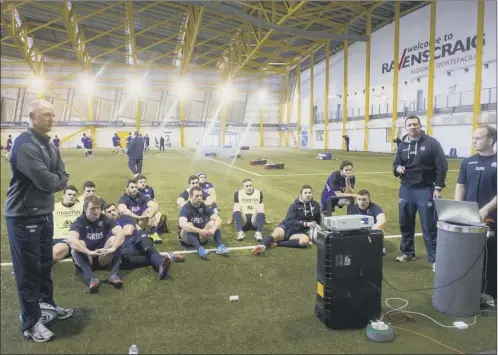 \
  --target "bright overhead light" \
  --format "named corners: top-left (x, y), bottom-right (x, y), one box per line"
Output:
top-left (126, 76), bottom-right (145, 96)
top-left (257, 89), bottom-right (267, 102)
top-left (79, 74), bottom-right (96, 95)
top-left (219, 82), bottom-right (235, 101)
top-left (174, 78), bottom-right (192, 100)
top-left (29, 76), bottom-right (46, 93)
